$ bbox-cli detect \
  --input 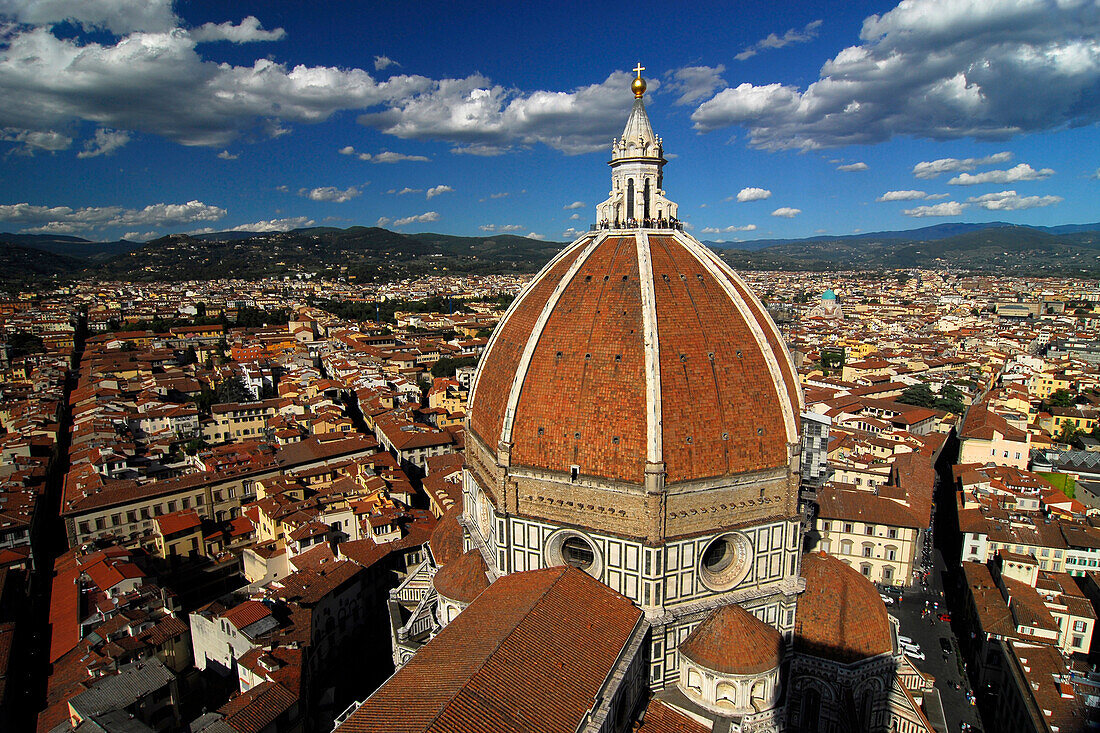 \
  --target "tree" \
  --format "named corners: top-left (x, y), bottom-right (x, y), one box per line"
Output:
top-left (1048, 389), bottom-right (1076, 408)
top-left (1057, 421), bottom-right (1079, 447)
top-left (431, 356), bottom-right (477, 378)
top-left (898, 383), bottom-right (937, 409)
top-left (216, 376), bottom-right (254, 404)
